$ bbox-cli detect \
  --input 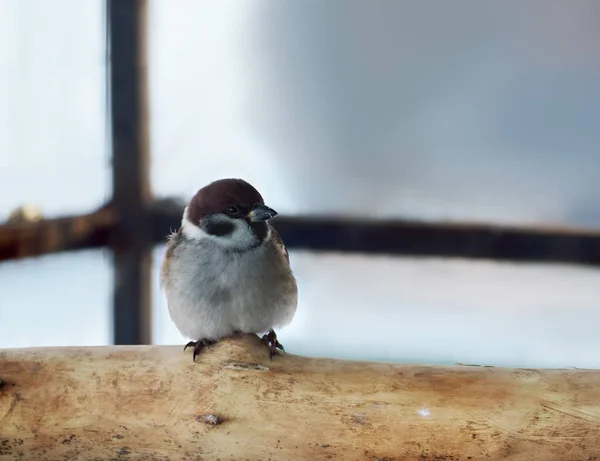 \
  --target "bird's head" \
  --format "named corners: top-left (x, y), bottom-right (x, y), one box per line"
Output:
top-left (182, 178), bottom-right (278, 251)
